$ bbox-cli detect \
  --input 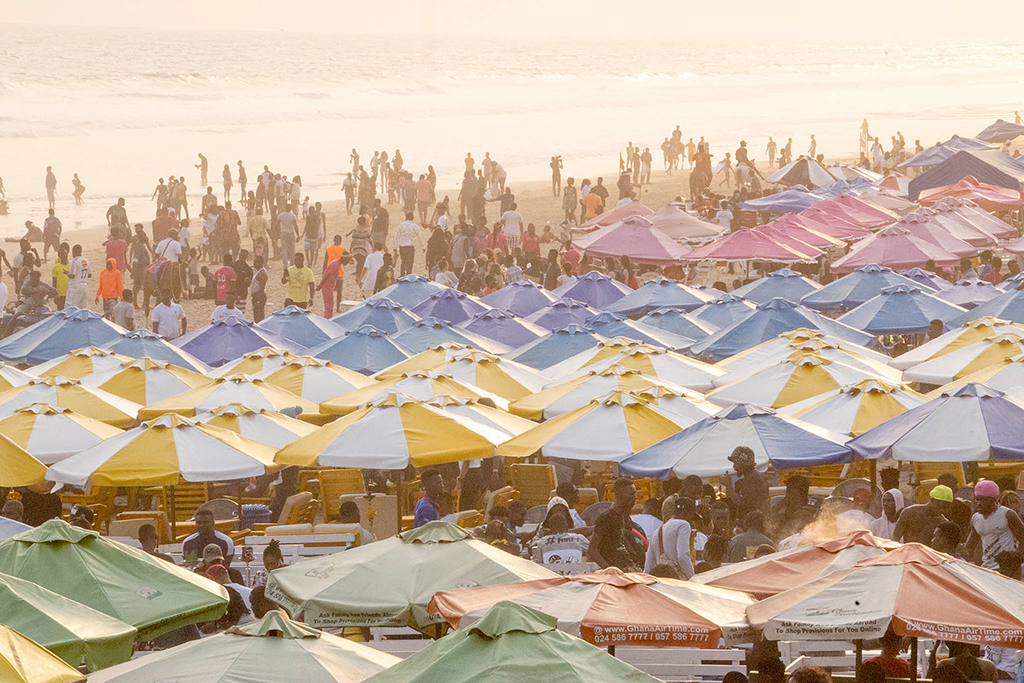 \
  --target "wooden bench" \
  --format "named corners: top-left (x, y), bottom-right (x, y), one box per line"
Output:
top-left (617, 647), bottom-right (747, 681)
